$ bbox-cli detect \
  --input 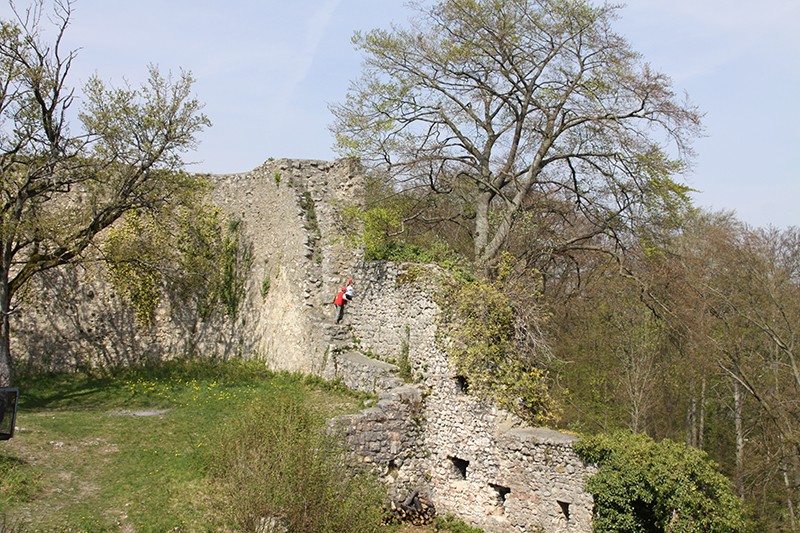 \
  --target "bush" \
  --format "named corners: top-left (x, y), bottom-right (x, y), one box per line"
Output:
top-left (209, 392), bottom-right (384, 532)
top-left (437, 277), bottom-right (556, 425)
top-left (339, 205), bottom-right (473, 279)
top-left (435, 513), bottom-right (485, 532)
top-left (575, 431), bottom-right (752, 532)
